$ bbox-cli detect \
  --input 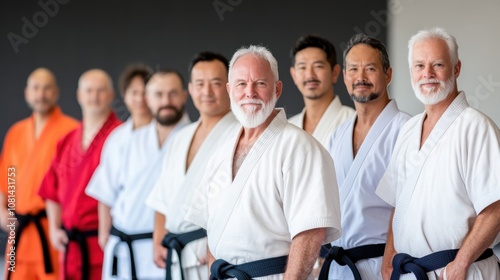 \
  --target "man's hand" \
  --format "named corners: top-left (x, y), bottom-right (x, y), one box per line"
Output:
top-left (439, 262), bottom-right (467, 280)
top-left (50, 227), bottom-right (68, 252)
top-left (153, 243), bottom-right (167, 268)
